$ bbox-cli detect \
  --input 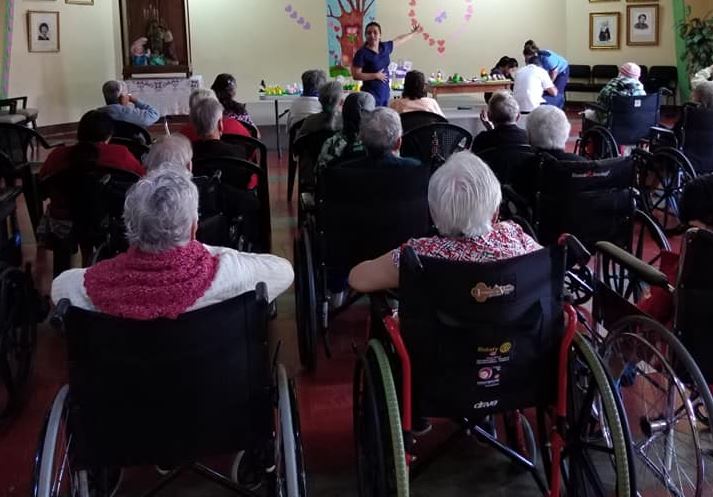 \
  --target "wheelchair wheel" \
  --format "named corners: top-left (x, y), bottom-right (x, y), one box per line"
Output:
top-left (577, 126), bottom-right (619, 160)
top-left (33, 385), bottom-right (87, 497)
top-left (0, 265), bottom-right (38, 419)
top-left (272, 363), bottom-right (307, 497)
top-left (564, 265), bottom-right (594, 306)
top-left (503, 411), bottom-right (538, 466)
top-left (600, 315), bottom-right (713, 497)
top-left (293, 233), bottom-right (318, 372)
top-left (556, 332), bottom-right (634, 497)
top-left (353, 340), bottom-right (408, 497)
